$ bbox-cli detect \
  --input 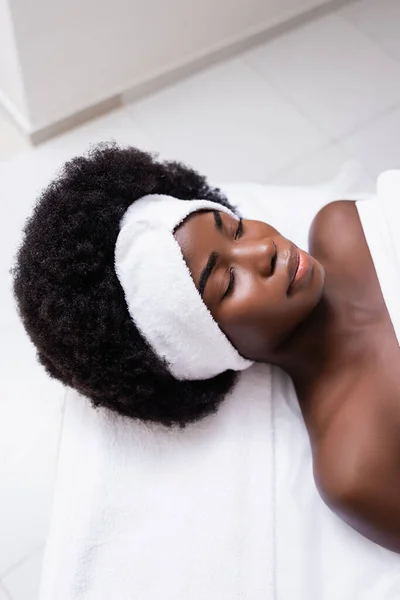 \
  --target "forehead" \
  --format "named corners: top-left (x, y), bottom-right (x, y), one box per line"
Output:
top-left (173, 209), bottom-right (215, 262)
